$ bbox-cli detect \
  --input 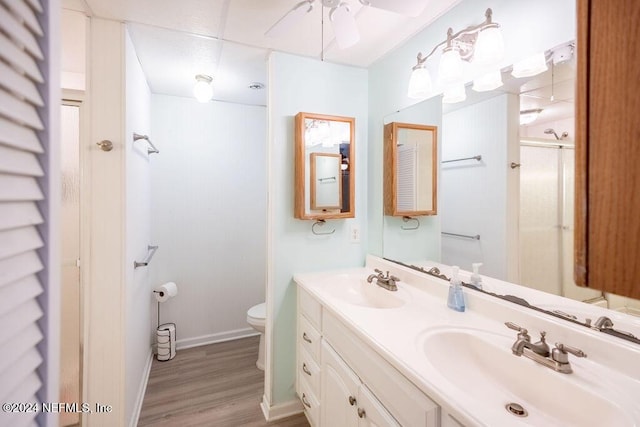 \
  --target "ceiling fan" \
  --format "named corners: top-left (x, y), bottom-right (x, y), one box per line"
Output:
top-left (265, 0), bottom-right (428, 49)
